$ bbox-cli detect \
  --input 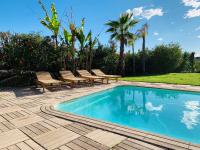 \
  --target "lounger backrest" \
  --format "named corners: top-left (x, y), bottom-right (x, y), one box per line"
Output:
top-left (77, 70), bottom-right (92, 76)
top-left (92, 69), bottom-right (105, 76)
top-left (60, 71), bottom-right (75, 78)
top-left (36, 72), bottom-right (53, 80)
